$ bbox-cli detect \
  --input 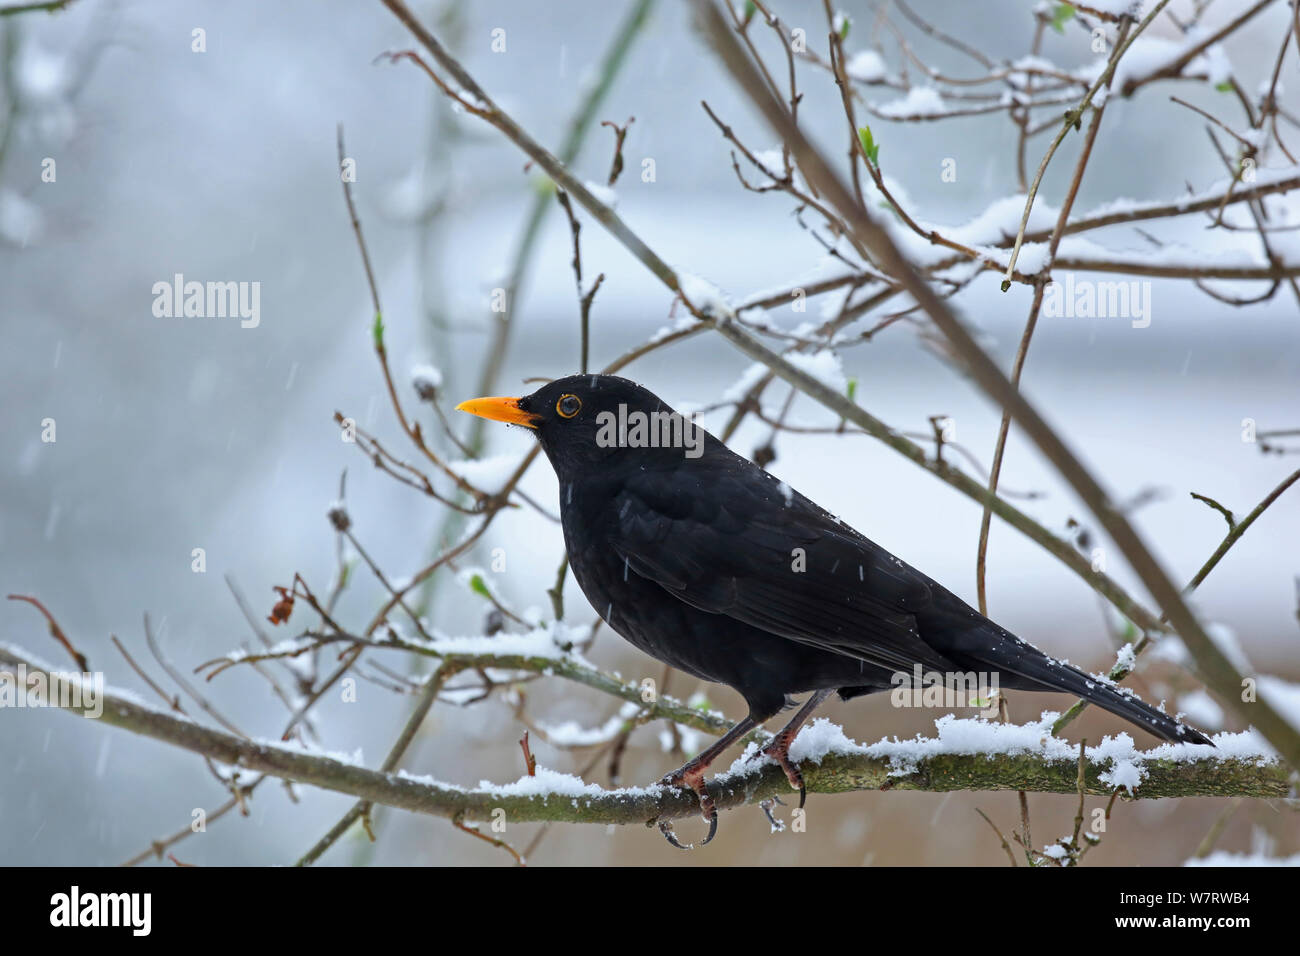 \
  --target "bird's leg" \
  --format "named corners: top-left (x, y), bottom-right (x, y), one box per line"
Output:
top-left (749, 688), bottom-right (834, 808)
top-left (659, 714), bottom-right (758, 847)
